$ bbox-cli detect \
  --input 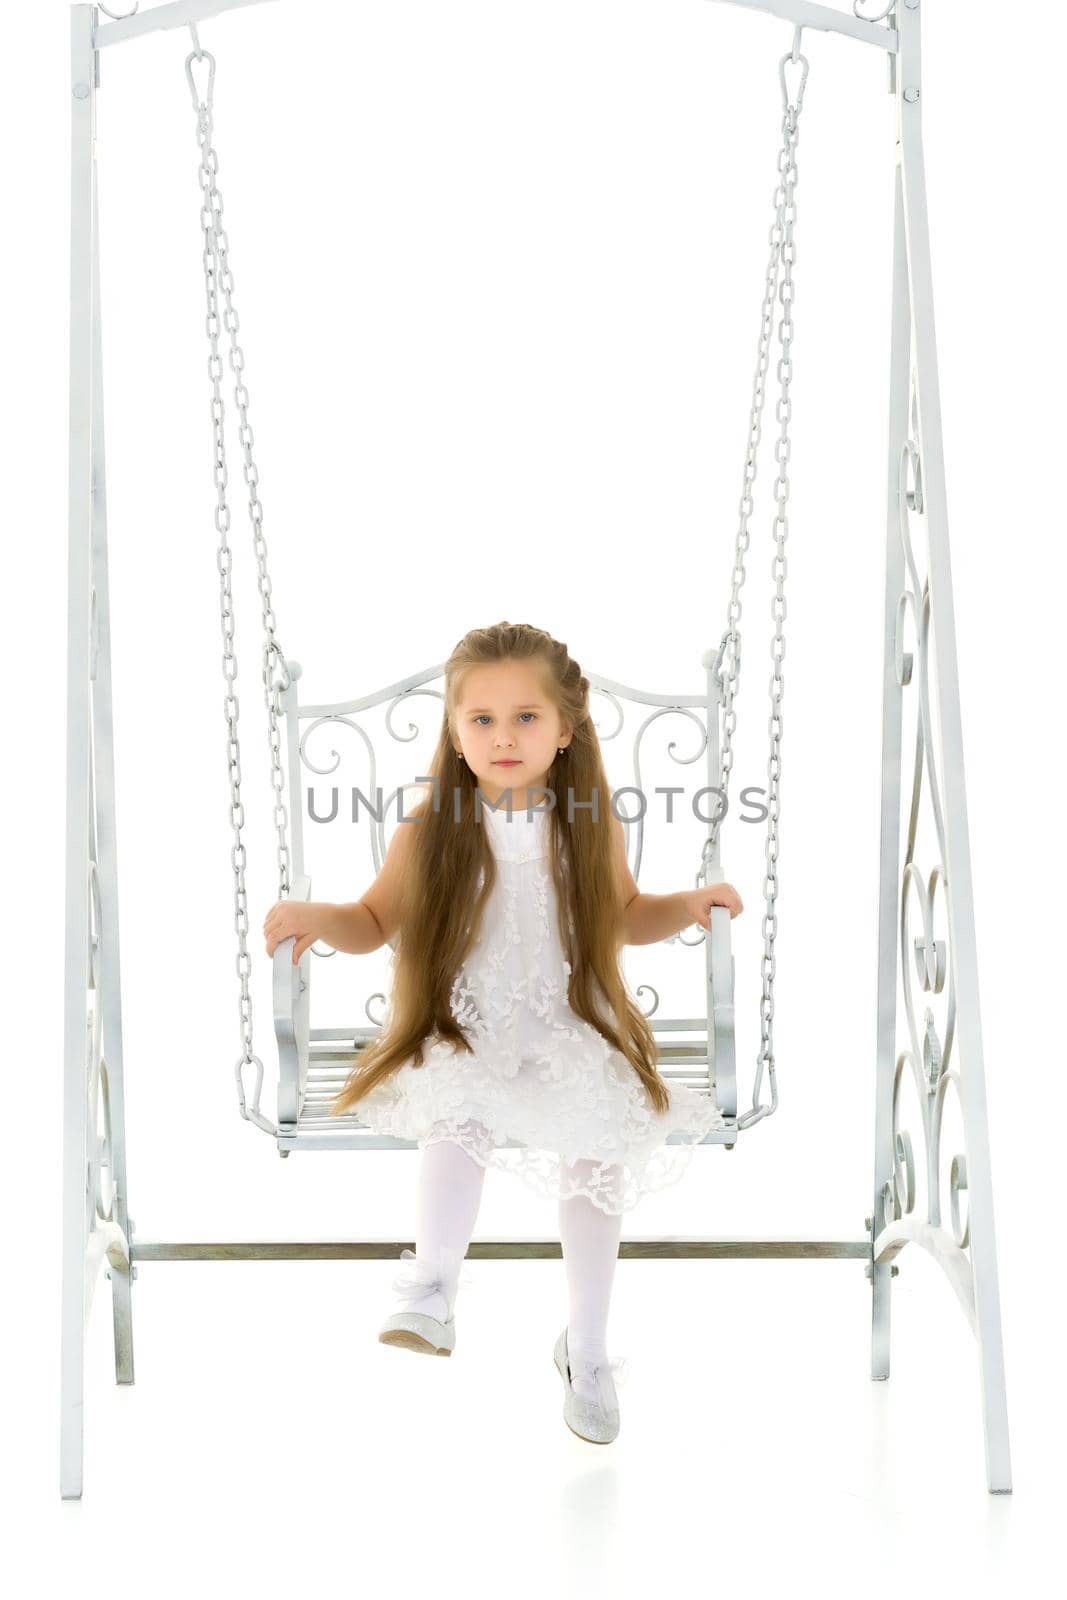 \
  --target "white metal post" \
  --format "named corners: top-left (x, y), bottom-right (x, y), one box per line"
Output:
top-left (61, 2), bottom-right (97, 1504)
top-left (871, 131), bottom-right (910, 1405)
top-left (870, 0), bottom-right (1012, 1494)
top-left (62, 2), bottom-right (139, 1503)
